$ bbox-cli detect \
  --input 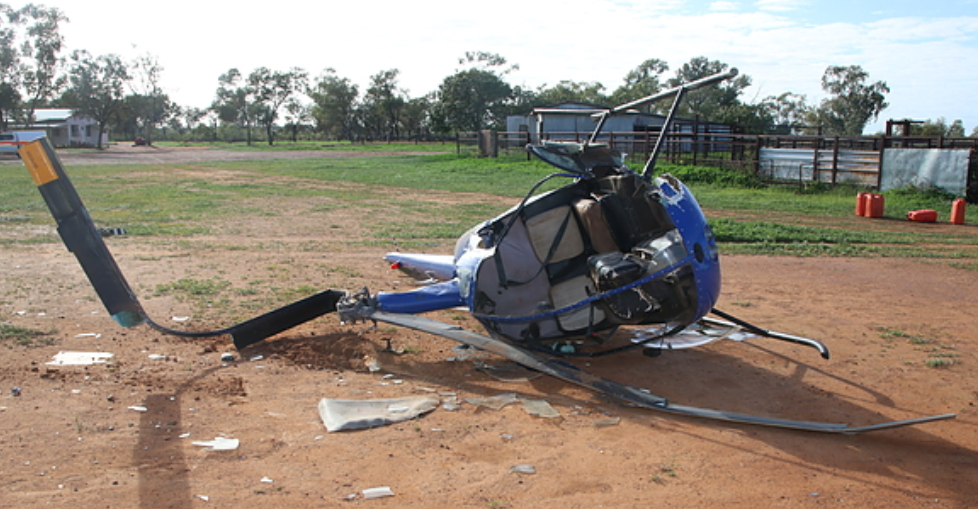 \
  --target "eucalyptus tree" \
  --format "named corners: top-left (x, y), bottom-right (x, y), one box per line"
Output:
top-left (308, 68), bottom-right (359, 141)
top-left (609, 58), bottom-right (669, 110)
top-left (248, 66), bottom-right (307, 145)
top-left (363, 68), bottom-right (405, 140)
top-left (61, 50), bottom-right (129, 149)
top-left (0, 3), bottom-right (68, 130)
top-left (282, 98), bottom-right (312, 142)
top-left (126, 53), bottom-right (174, 144)
top-left (532, 80), bottom-right (607, 107)
top-left (212, 68), bottom-right (259, 144)
top-left (760, 92), bottom-right (812, 133)
top-left (666, 57), bottom-right (751, 122)
top-left (430, 52), bottom-right (516, 132)
top-left (812, 65), bottom-right (889, 135)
